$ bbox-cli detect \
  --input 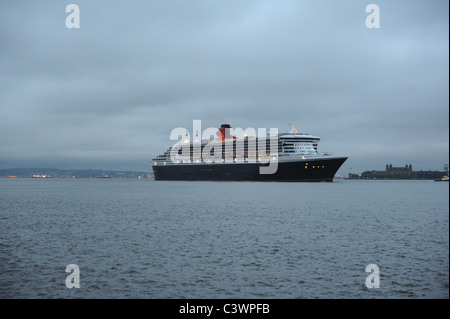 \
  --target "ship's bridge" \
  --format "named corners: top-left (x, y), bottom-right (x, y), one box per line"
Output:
top-left (278, 133), bottom-right (320, 156)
